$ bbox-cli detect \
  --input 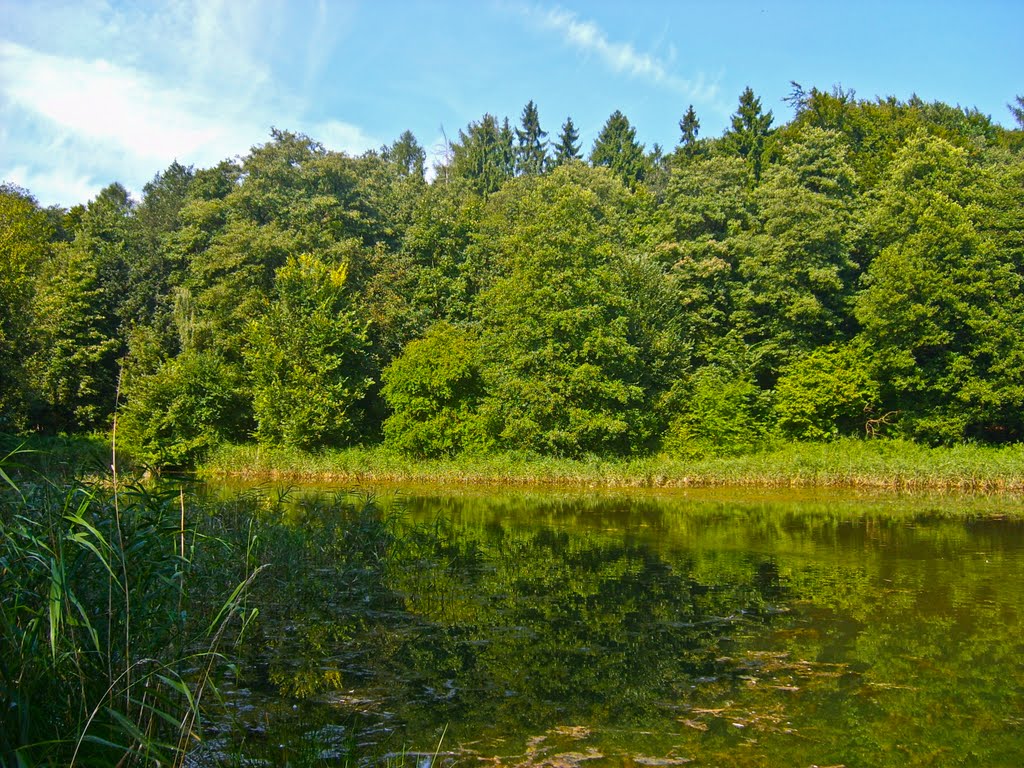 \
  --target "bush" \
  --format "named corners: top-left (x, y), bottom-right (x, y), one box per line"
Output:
top-left (119, 350), bottom-right (251, 468)
top-left (662, 366), bottom-right (768, 458)
top-left (773, 343), bottom-right (880, 441)
top-left (381, 323), bottom-right (488, 457)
